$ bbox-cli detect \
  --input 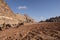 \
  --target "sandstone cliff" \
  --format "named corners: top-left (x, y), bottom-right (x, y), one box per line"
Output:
top-left (0, 0), bottom-right (35, 25)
